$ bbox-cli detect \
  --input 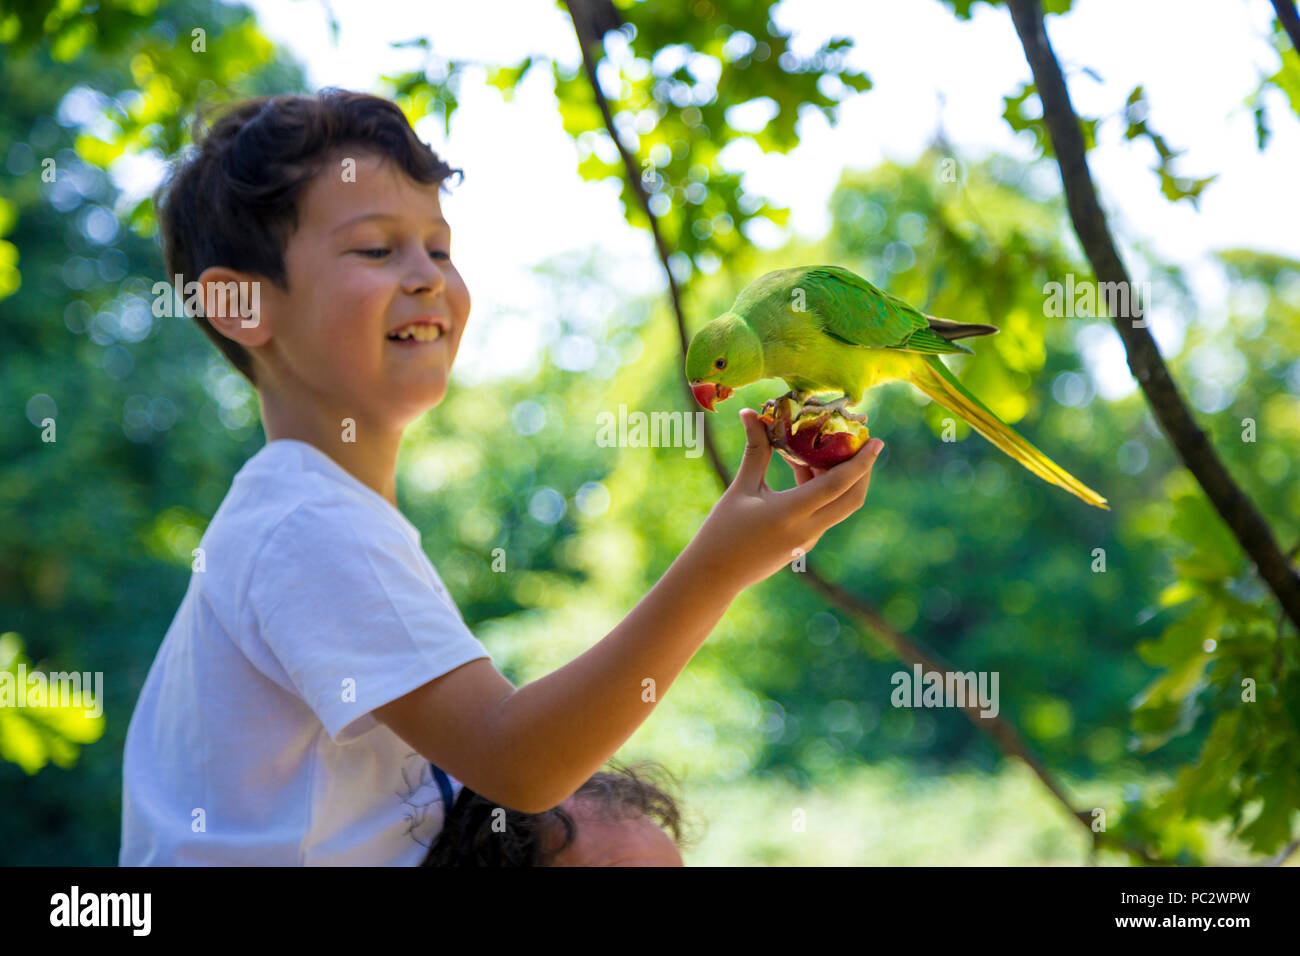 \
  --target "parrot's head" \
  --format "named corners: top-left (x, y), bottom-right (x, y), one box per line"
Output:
top-left (685, 312), bottom-right (764, 412)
